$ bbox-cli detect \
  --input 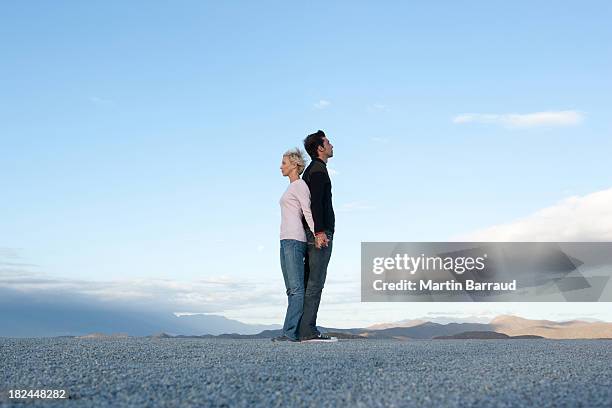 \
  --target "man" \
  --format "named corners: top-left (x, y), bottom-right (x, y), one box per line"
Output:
top-left (299, 130), bottom-right (337, 343)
